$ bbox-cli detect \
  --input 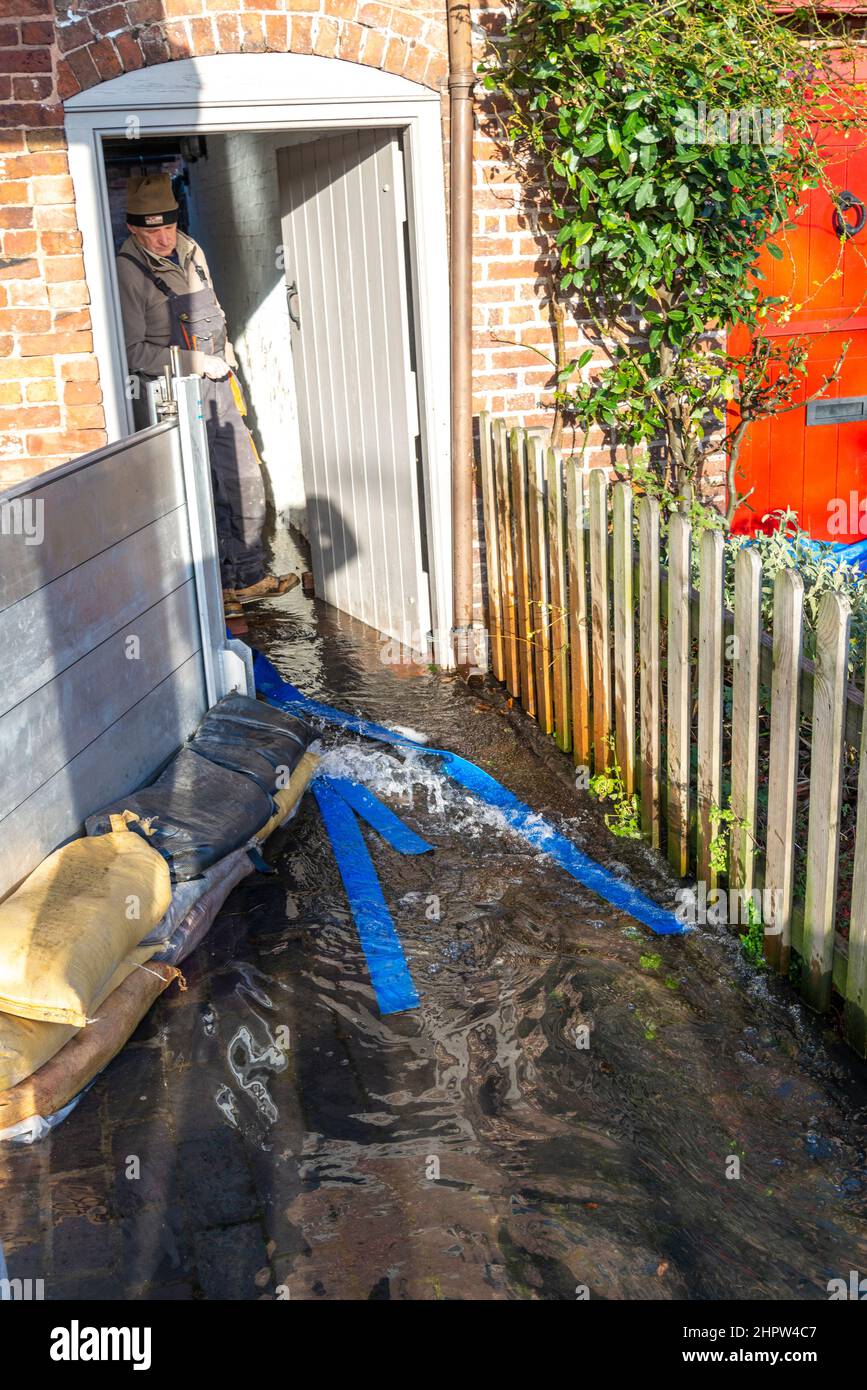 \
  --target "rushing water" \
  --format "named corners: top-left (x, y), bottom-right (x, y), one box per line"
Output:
top-left (1, 531), bottom-right (866, 1301)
